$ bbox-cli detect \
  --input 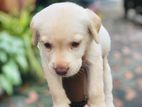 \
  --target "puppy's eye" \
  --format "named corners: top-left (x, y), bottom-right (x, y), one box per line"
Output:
top-left (44, 42), bottom-right (52, 49)
top-left (71, 42), bottom-right (80, 48)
